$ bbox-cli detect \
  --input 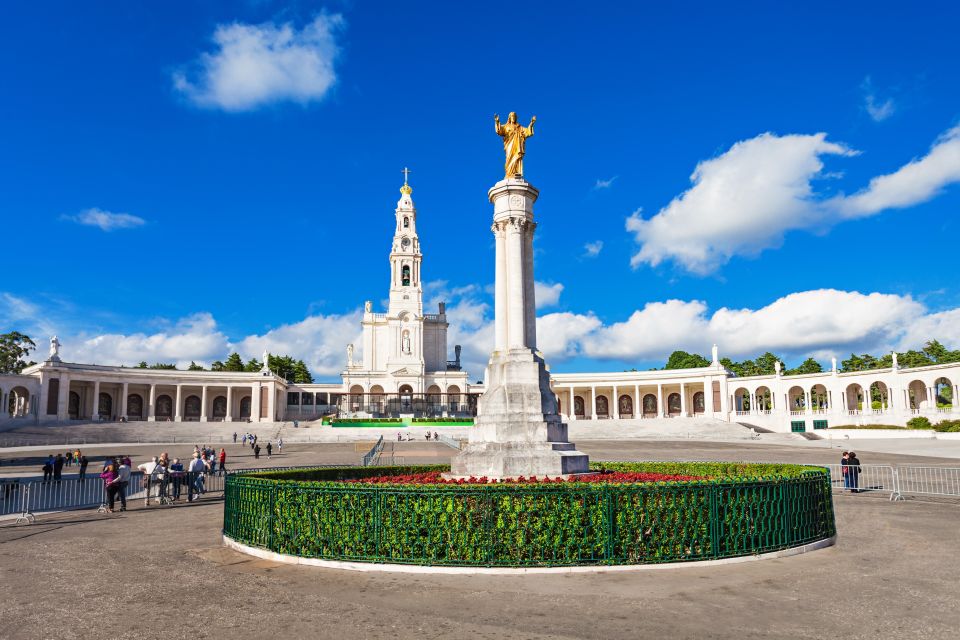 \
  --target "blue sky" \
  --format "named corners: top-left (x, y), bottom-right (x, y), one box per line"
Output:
top-left (2, 1), bottom-right (959, 381)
